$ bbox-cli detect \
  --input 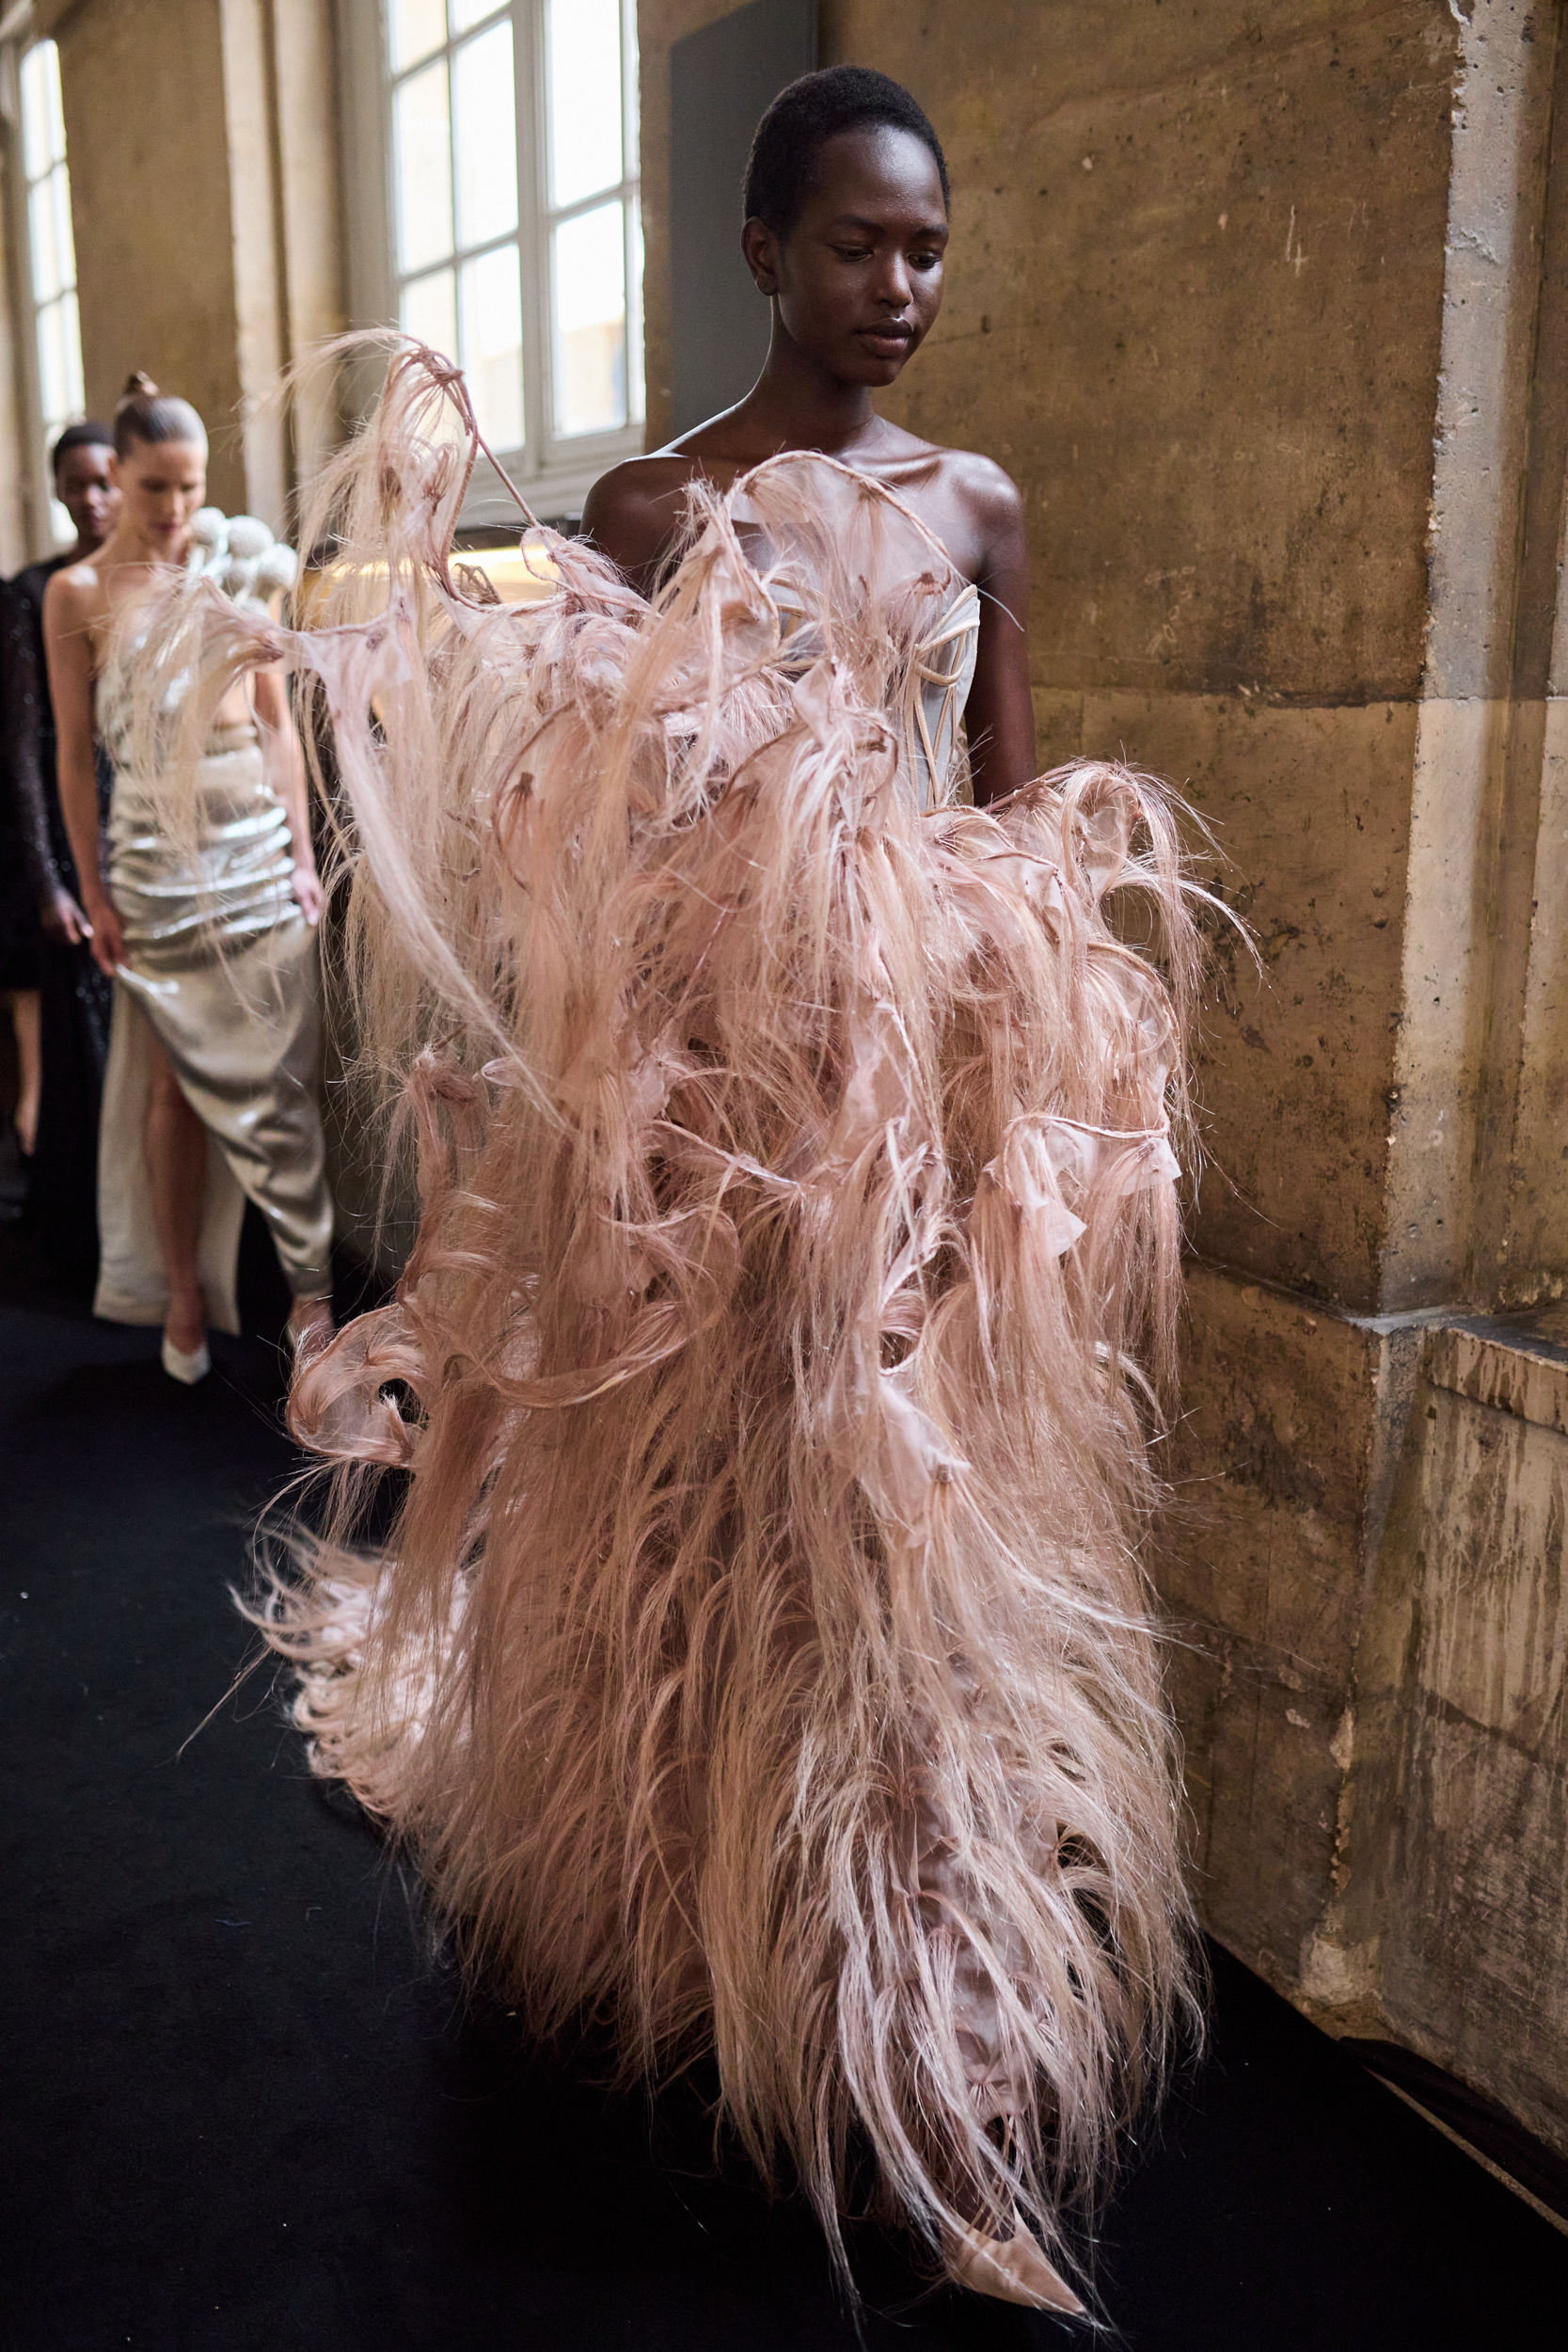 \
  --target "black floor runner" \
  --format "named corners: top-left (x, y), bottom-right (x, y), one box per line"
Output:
top-left (3, 1244), bottom-right (1564, 2350)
